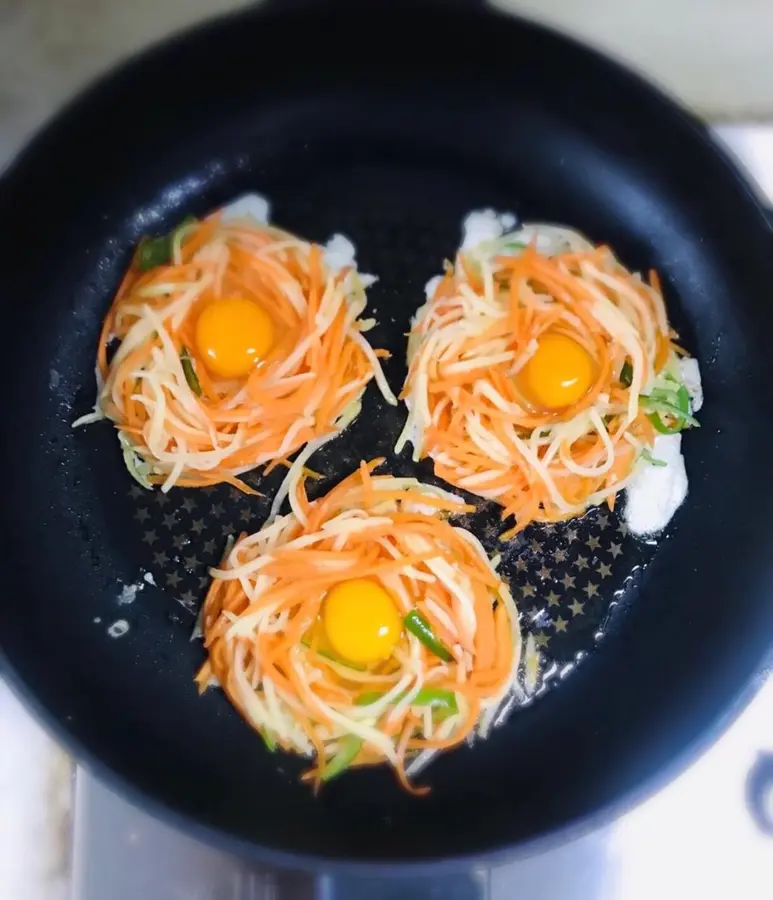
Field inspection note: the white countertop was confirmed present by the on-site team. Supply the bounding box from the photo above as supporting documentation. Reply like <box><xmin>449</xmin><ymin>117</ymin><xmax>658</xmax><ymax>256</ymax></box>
<box><xmin>0</xmin><ymin>681</ymin><xmax>71</xmax><ymax>900</ymax></box>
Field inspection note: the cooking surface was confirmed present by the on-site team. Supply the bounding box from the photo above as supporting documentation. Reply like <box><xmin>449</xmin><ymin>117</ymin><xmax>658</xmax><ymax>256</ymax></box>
<box><xmin>58</xmin><ymin>123</ymin><xmax>773</xmax><ymax>899</ymax></box>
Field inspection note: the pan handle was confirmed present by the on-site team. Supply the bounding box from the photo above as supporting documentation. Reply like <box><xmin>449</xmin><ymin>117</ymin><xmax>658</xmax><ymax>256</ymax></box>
<box><xmin>746</xmin><ymin>751</ymin><xmax>773</xmax><ymax>835</ymax></box>
<box><xmin>309</xmin><ymin>871</ymin><xmax>488</xmax><ymax>900</ymax></box>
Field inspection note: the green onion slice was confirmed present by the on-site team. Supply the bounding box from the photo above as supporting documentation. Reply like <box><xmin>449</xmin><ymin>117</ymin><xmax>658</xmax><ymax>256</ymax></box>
<box><xmin>404</xmin><ymin>610</ymin><xmax>453</xmax><ymax>662</ymax></box>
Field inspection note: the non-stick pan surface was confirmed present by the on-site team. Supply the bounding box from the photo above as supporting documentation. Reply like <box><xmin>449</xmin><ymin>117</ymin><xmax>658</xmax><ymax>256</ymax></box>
<box><xmin>2</xmin><ymin>0</ymin><xmax>773</xmax><ymax>872</ymax></box>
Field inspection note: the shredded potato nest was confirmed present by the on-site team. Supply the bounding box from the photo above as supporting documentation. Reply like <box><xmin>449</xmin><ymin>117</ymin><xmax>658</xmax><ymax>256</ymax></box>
<box><xmin>397</xmin><ymin>223</ymin><xmax>693</xmax><ymax>537</ymax></box>
<box><xmin>74</xmin><ymin>213</ymin><xmax>396</xmax><ymax>492</ymax></box>
<box><xmin>195</xmin><ymin>460</ymin><xmax>523</xmax><ymax>793</ymax></box>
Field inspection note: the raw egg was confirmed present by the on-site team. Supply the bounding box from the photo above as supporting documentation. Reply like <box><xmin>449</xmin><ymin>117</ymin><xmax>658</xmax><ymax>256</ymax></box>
<box><xmin>195</xmin><ymin>295</ymin><xmax>275</xmax><ymax>379</ymax></box>
<box><xmin>322</xmin><ymin>578</ymin><xmax>401</xmax><ymax>666</ymax></box>
<box><xmin>520</xmin><ymin>332</ymin><xmax>594</xmax><ymax>410</ymax></box>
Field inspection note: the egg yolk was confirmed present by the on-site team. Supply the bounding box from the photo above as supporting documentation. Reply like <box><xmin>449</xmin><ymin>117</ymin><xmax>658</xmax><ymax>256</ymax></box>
<box><xmin>322</xmin><ymin>578</ymin><xmax>401</xmax><ymax>666</ymax></box>
<box><xmin>195</xmin><ymin>295</ymin><xmax>275</xmax><ymax>379</ymax></box>
<box><xmin>520</xmin><ymin>332</ymin><xmax>595</xmax><ymax>410</ymax></box>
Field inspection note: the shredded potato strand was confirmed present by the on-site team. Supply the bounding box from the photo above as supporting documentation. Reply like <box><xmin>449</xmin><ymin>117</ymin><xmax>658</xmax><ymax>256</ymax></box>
<box><xmin>399</xmin><ymin>225</ymin><xmax>680</xmax><ymax>534</ymax></box>
<box><xmin>195</xmin><ymin>462</ymin><xmax>523</xmax><ymax>793</ymax></box>
<box><xmin>77</xmin><ymin>215</ymin><xmax>396</xmax><ymax>491</ymax></box>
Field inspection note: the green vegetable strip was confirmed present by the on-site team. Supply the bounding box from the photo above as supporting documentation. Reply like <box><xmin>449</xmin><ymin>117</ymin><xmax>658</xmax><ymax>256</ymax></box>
<box><xmin>136</xmin><ymin>235</ymin><xmax>170</xmax><ymax>271</ymax></box>
<box><xmin>416</xmin><ymin>687</ymin><xmax>458</xmax><ymax>716</ymax></box>
<box><xmin>644</xmin><ymin>406</ymin><xmax>698</xmax><ymax>434</ymax></box>
<box><xmin>135</xmin><ymin>216</ymin><xmax>196</xmax><ymax>271</ymax></box>
<box><xmin>355</xmin><ymin>692</ymin><xmax>383</xmax><ymax>707</ymax></box>
<box><xmin>259</xmin><ymin>729</ymin><xmax>277</xmax><ymax>752</ymax></box>
<box><xmin>355</xmin><ymin>687</ymin><xmax>458</xmax><ymax>714</ymax></box>
<box><xmin>622</xmin><ymin>358</ymin><xmax>700</xmax><ymax>435</ymax></box>
<box><xmin>648</xmin><ymin>411</ymin><xmax>685</xmax><ymax>435</ymax></box>
<box><xmin>642</xmin><ymin>382</ymin><xmax>699</xmax><ymax>434</ymax></box>
<box><xmin>321</xmin><ymin>734</ymin><xmax>363</xmax><ymax>782</ymax></box>
<box><xmin>180</xmin><ymin>347</ymin><xmax>202</xmax><ymax>397</ymax></box>
<box><xmin>404</xmin><ymin>610</ymin><xmax>453</xmax><ymax>662</ymax></box>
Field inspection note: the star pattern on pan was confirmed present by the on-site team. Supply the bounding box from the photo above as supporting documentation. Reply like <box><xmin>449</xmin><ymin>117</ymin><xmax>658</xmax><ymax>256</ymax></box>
<box><xmin>500</xmin><ymin>506</ymin><xmax>652</xmax><ymax>662</ymax></box>
<box><xmin>124</xmin><ymin>479</ymin><xmax>266</xmax><ymax>616</ymax></box>
<box><xmin>123</xmin><ymin>473</ymin><xmax>656</xmax><ymax>678</ymax></box>
<box><xmin>103</xmin><ymin>196</ymin><xmax>668</xmax><ymax>697</ymax></box>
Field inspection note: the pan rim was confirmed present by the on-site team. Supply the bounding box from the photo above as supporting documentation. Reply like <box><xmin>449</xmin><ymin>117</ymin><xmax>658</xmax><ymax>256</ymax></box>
<box><xmin>2</xmin><ymin>0</ymin><xmax>773</xmax><ymax>870</ymax></box>
<box><xmin>3</xmin><ymin>648</ymin><xmax>771</xmax><ymax>872</ymax></box>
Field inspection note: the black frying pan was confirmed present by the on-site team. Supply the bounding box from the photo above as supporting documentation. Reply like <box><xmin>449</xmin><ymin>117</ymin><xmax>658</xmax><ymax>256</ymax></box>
<box><xmin>2</xmin><ymin>0</ymin><xmax>773</xmax><ymax>890</ymax></box>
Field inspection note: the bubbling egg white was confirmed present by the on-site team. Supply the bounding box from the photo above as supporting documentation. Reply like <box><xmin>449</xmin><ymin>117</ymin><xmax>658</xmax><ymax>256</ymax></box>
<box><xmin>622</xmin><ymin>357</ymin><xmax>703</xmax><ymax>537</ymax></box>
